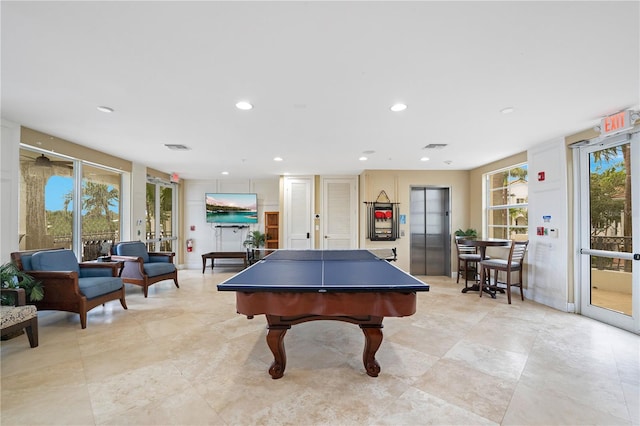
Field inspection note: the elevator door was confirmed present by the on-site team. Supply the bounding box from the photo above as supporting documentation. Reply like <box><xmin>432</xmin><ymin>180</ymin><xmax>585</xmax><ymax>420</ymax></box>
<box><xmin>410</xmin><ymin>187</ymin><xmax>450</xmax><ymax>275</ymax></box>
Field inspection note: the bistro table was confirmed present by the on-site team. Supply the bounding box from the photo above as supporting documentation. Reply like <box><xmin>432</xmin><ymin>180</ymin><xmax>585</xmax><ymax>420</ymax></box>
<box><xmin>459</xmin><ymin>238</ymin><xmax>510</xmax><ymax>295</ymax></box>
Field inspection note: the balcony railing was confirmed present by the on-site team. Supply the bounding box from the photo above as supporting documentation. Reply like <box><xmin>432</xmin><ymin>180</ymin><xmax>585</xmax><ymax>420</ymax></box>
<box><xmin>591</xmin><ymin>236</ymin><xmax>632</xmax><ymax>271</ymax></box>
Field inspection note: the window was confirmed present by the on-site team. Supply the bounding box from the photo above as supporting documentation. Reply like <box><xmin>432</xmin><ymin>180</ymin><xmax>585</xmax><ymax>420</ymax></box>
<box><xmin>486</xmin><ymin>164</ymin><xmax>528</xmax><ymax>240</ymax></box>
<box><xmin>19</xmin><ymin>147</ymin><xmax>122</xmax><ymax>260</ymax></box>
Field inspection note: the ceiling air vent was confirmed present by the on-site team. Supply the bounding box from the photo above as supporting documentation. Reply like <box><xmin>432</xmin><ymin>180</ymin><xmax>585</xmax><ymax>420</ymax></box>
<box><xmin>164</xmin><ymin>144</ymin><xmax>191</xmax><ymax>151</ymax></box>
<box><xmin>422</xmin><ymin>144</ymin><xmax>448</xmax><ymax>150</ymax></box>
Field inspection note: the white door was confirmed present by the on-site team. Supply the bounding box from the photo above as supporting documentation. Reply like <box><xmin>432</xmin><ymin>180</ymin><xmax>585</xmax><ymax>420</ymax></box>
<box><xmin>321</xmin><ymin>176</ymin><xmax>358</xmax><ymax>249</ymax></box>
<box><xmin>284</xmin><ymin>176</ymin><xmax>313</xmax><ymax>249</ymax></box>
<box><xmin>576</xmin><ymin>131</ymin><xmax>639</xmax><ymax>333</ymax></box>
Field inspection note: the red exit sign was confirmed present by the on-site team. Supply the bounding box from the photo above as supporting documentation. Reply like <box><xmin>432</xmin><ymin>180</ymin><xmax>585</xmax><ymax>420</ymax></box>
<box><xmin>600</xmin><ymin>110</ymin><xmax>633</xmax><ymax>136</ymax></box>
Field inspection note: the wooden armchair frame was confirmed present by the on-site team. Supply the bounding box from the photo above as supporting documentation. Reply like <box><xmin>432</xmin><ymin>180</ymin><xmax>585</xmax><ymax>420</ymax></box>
<box><xmin>11</xmin><ymin>249</ymin><xmax>127</xmax><ymax>329</ymax></box>
<box><xmin>111</xmin><ymin>243</ymin><xmax>179</xmax><ymax>298</ymax></box>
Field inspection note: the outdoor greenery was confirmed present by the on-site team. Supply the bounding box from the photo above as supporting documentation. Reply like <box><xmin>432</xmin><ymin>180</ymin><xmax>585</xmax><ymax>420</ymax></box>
<box><xmin>47</xmin><ymin>182</ymin><xmax>119</xmax><ymax>237</ymax></box>
<box><xmin>590</xmin><ymin>146</ymin><xmax>628</xmax><ymax>237</ymax></box>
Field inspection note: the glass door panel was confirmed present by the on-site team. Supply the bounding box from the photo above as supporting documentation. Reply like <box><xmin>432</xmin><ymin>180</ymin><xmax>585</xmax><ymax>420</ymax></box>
<box><xmin>146</xmin><ymin>180</ymin><xmax>176</xmax><ymax>252</ymax></box>
<box><xmin>146</xmin><ymin>182</ymin><xmax>157</xmax><ymax>250</ymax></box>
<box><xmin>159</xmin><ymin>185</ymin><xmax>173</xmax><ymax>251</ymax></box>
<box><xmin>578</xmin><ymin>132</ymin><xmax>639</xmax><ymax>332</ymax></box>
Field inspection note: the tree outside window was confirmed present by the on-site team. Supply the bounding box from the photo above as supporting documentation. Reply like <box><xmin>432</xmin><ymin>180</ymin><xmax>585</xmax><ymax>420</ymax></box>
<box><xmin>486</xmin><ymin>164</ymin><xmax>528</xmax><ymax>240</ymax></box>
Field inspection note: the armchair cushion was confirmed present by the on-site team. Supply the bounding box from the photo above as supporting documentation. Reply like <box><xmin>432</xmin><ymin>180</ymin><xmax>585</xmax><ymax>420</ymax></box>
<box><xmin>143</xmin><ymin>262</ymin><xmax>176</xmax><ymax>277</ymax></box>
<box><xmin>115</xmin><ymin>241</ymin><xmax>149</xmax><ymax>263</ymax></box>
<box><xmin>30</xmin><ymin>249</ymin><xmax>80</xmax><ymax>274</ymax></box>
<box><xmin>78</xmin><ymin>276</ymin><xmax>124</xmax><ymax>299</ymax></box>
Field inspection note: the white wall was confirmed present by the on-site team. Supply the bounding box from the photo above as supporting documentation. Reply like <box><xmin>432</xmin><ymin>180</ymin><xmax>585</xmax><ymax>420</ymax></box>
<box><xmin>183</xmin><ymin>178</ymin><xmax>279</xmax><ymax>269</ymax></box>
<box><xmin>527</xmin><ymin>137</ymin><xmax>570</xmax><ymax>311</ymax></box>
<box><xmin>0</xmin><ymin>119</ymin><xmax>21</xmax><ymax>262</ymax></box>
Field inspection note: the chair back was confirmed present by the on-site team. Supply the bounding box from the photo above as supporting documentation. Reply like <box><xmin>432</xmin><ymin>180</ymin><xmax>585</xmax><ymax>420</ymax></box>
<box><xmin>30</xmin><ymin>249</ymin><xmax>80</xmax><ymax>273</ymax></box>
<box><xmin>114</xmin><ymin>241</ymin><xmax>149</xmax><ymax>263</ymax></box>
<box><xmin>454</xmin><ymin>236</ymin><xmax>477</xmax><ymax>255</ymax></box>
<box><xmin>508</xmin><ymin>240</ymin><xmax>529</xmax><ymax>267</ymax></box>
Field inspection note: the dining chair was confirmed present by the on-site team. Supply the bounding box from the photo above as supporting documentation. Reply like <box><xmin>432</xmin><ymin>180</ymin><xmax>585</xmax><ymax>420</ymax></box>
<box><xmin>479</xmin><ymin>240</ymin><xmax>529</xmax><ymax>304</ymax></box>
<box><xmin>454</xmin><ymin>236</ymin><xmax>481</xmax><ymax>288</ymax></box>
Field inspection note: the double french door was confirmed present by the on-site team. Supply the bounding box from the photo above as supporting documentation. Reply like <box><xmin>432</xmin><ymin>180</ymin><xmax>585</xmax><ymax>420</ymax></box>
<box><xmin>576</xmin><ymin>131</ymin><xmax>639</xmax><ymax>333</ymax></box>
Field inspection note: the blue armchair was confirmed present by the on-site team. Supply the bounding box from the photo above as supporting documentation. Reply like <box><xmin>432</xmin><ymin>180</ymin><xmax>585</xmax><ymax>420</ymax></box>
<box><xmin>111</xmin><ymin>241</ymin><xmax>179</xmax><ymax>298</ymax></box>
<box><xmin>11</xmin><ymin>248</ymin><xmax>127</xmax><ymax>329</ymax></box>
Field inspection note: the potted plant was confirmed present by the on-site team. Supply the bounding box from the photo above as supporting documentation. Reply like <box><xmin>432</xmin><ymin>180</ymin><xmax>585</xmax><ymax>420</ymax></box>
<box><xmin>454</xmin><ymin>228</ymin><xmax>478</xmax><ymax>238</ymax></box>
<box><xmin>1</xmin><ymin>261</ymin><xmax>44</xmax><ymax>305</ymax></box>
<box><xmin>243</xmin><ymin>231</ymin><xmax>266</xmax><ymax>249</ymax></box>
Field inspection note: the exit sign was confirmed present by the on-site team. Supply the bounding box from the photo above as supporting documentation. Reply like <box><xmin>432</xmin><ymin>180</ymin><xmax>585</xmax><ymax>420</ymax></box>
<box><xmin>600</xmin><ymin>110</ymin><xmax>633</xmax><ymax>136</ymax></box>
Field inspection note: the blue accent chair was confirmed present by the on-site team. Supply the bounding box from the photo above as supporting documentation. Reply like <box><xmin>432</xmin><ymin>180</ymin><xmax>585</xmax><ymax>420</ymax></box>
<box><xmin>111</xmin><ymin>241</ymin><xmax>179</xmax><ymax>298</ymax></box>
<box><xmin>11</xmin><ymin>248</ymin><xmax>127</xmax><ymax>329</ymax></box>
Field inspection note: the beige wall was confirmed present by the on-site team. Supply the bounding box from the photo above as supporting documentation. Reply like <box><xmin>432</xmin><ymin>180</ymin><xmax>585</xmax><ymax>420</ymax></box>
<box><xmin>468</xmin><ymin>151</ymin><xmax>527</xmax><ymax>236</ymax></box>
<box><xmin>359</xmin><ymin>169</ymin><xmax>470</xmax><ymax>273</ymax></box>
<box><xmin>21</xmin><ymin>127</ymin><xmax>132</xmax><ymax>172</ymax></box>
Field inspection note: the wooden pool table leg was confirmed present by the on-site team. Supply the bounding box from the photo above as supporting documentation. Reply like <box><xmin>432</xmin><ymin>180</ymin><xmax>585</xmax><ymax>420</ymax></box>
<box><xmin>360</xmin><ymin>322</ymin><xmax>383</xmax><ymax>377</ymax></box>
<box><xmin>266</xmin><ymin>322</ymin><xmax>290</xmax><ymax>379</ymax></box>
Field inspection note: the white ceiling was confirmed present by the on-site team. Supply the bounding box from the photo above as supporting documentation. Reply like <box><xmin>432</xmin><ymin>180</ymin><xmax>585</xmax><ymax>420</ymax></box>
<box><xmin>2</xmin><ymin>1</ymin><xmax>638</xmax><ymax>180</ymax></box>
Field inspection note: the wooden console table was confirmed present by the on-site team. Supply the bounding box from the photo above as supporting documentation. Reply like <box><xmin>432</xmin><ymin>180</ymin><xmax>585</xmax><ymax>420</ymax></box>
<box><xmin>202</xmin><ymin>251</ymin><xmax>248</xmax><ymax>273</ymax></box>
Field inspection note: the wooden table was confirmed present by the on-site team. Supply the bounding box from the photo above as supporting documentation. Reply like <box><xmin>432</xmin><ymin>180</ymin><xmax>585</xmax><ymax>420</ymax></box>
<box><xmin>459</xmin><ymin>239</ymin><xmax>510</xmax><ymax>295</ymax></box>
<box><xmin>201</xmin><ymin>251</ymin><xmax>247</xmax><ymax>273</ymax></box>
<box><xmin>217</xmin><ymin>249</ymin><xmax>429</xmax><ymax>379</ymax></box>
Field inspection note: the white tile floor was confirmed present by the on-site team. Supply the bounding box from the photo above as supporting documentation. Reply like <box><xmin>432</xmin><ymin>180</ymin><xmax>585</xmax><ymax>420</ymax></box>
<box><xmin>1</xmin><ymin>268</ymin><xmax>639</xmax><ymax>425</ymax></box>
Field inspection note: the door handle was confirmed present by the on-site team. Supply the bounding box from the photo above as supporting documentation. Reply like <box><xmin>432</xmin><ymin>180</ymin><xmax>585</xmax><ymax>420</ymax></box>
<box><xmin>306</xmin><ymin>232</ymin><xmax>310</xmax><ymax>239</ymax></box>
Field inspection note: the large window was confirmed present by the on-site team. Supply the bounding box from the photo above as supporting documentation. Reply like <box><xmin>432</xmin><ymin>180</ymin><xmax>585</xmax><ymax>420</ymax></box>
<box><xmin>486</xmin><ymin>164</ymin><xmax>529</xmax><ymax>240</ymax></box>
<box><xmin>19</xmin><ymin>147</ymin><xmax>122</xmax><ymax>260</ymax></box>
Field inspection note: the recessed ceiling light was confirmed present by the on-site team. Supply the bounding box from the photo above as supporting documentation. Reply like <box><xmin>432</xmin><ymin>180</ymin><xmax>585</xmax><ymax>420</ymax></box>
<box><xmin>420</xmin><ymin>157</ymin><xmax>430</xmax><ymax>162</ymax></box>
<box><xmin>390</xmin><ymin>103</ymin><xmax>407</xmax><ymax>112</ymax></box>
<box><xmin>273</xmin><ymin>157</ymin><xmax>283</xmax><ymax>162</ymax></box>
<box><xmin>97</xmin><ymin>106</ymin><xmax>114</xmax><ymax>113</ymax></box>
<box><xmin>501</xmin><ymin>107</ymin><xmax>515</xmax><ymax>114</ymax></box>
<box><xmin>221</xmin><ymin>171</ymin><xmax>229</xmax><ymax>175</ymax></box>
<box><xmin>359</xmin><ymin>156</ymin><xmax>368</xmax><ymax>161</ymax></box>
<box><xmin>235</xmin><ymin>101</ymin><xmax>253</xmax><ymax>110</ymax></box>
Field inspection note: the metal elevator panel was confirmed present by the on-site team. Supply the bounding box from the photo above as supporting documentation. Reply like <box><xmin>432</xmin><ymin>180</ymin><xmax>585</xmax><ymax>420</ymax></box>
<box><xmin>410</xmin><ymin>187</ymin><xmax>450</xmax><ymax>276</ymax></box>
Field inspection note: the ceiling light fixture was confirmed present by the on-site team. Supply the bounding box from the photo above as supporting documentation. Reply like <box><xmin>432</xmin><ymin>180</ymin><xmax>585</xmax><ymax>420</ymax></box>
<box><xmin>420</xmin><ymin>157</ymin><xmax>430</xmax><ymax>162</ymax></box>
<box><xmin>390</xmin><ymin>103</ymin><xmax>407</xmax><ymax>112</ymax></box>
<box><xmin>273</xmin><ymin>157</ymin><xmax>283</xmax><ymax>162</ymax></box>
<box><xmin>501</xmin><ymin>107</ymin><xmax>515</xmax><ymax>114</ymax></box>
<box><xmin>221</xmin><ymin>171</ymin><xmax>229</xmax><ymax>175</ymax></box>
<box><xmin>97</xmin><ymin>106</ymin><xmax>114</xmax><ymax>113</ymax></box>
<box><xmin>235</xmin><ymin>101</ymin><xmax>253</xmax><ymax>110</ymax></box>
<box><xmin>359</xmin><ymin>156</ymin><xmax>368</xmax><ymax>161</ymax></box>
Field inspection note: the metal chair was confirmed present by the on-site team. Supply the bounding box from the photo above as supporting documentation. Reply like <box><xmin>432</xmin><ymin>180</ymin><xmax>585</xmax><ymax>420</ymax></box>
<box><xmin>479</xmin><ymin>240</ymin><xmax>529</xmax><ymax>304</ymax></box>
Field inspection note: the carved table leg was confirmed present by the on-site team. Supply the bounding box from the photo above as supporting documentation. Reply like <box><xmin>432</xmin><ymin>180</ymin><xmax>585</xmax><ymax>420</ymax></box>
<box><xmin>360</xmin><ymin>323</ymin><xmax>383</xmax><ymax>377</ymax></box>
<box><xmin>266</xmin><ymin>318</ymin><xmax>290</xmax><ymax>379</ymax></box>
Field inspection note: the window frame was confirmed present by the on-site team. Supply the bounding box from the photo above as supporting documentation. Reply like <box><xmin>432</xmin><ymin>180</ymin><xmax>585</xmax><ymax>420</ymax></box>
<box><xmin>484</xmin><ymin>162</ymin><xmax>529</xmax><ymax>240</ymax></box>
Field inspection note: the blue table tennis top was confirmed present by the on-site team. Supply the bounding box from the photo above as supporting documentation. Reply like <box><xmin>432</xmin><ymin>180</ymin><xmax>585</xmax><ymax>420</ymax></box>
<box><xmin>217</xmin><ymin>249</ymin><xmax>430</xmax><ymax>293</ymax></box>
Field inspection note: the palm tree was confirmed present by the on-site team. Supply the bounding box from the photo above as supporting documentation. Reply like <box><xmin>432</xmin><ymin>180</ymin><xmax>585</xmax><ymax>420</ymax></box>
<box><xmin>591</xmin><ymin>144</ymin><xmax>631</xmax><ymax>271</ymax></box>
<box><xmin>83</xmin><ymin>181</ymin><xmax>118</xmax><ymax>232</ymax></box>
